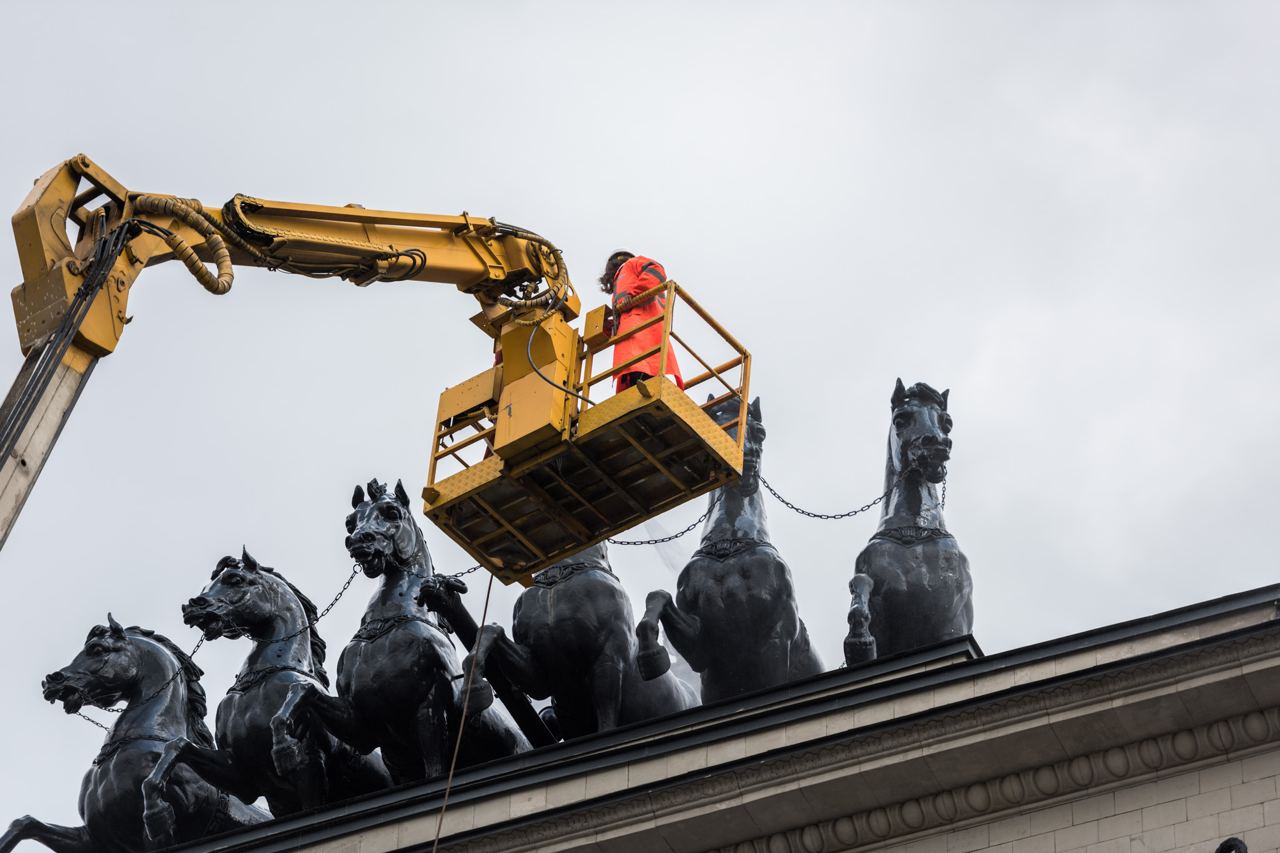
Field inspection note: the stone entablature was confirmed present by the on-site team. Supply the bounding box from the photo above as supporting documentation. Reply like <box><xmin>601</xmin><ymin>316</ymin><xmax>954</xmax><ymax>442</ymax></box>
<box><xmin>171</xmin><ymin>586</ymin><xmax>1280</xmax><ymax>853</ymax></box>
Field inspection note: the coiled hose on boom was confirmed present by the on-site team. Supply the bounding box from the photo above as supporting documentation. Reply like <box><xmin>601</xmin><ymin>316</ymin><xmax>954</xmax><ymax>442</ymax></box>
<box><xmin>132</xmin><ymin>195</ymin><xmax>235</xmax><ymax>295</ymax></box>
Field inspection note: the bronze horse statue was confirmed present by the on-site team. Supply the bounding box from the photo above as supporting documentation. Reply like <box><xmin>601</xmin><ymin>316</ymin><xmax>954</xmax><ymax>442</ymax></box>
<box><xmin>142</xmin><ymin>551</ymin><xmax>390</xmax><ymax>832</ymax></box>
<box><xmin>271</xmin><ymin>479</ymin><xmax>530</xmax><ymax>784</ymax></box>
<box><xmin>846</xmin><ymin>379</ymin><xmax>972</xmax><ymax>662</ymax></box>
<box><xmin>635</xmin><ymin>397</ymin><xmax>823</xmax><ymax>703</ymax></box>
<box><xmin>1</xmin><ymin>616</ymin><xmax>267</xmax><ymax>853</ymax></box>
<box><xmin>423</xmin><ymin>543</ymin><xmax>698</xmax><ymax>740</ymax></box>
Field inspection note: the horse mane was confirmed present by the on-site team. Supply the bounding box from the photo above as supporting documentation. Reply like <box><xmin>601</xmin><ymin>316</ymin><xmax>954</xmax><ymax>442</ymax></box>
<box><xmin>900</xmin><ymin>382</ymin><xmax>946</xmax><ymax>409</ymax></box>
<box><xmin>125</xmin><ymin>626</ymin><xmax>216</xmax><ymax>749</ymax></box>
<box><xmin>212</xmin><ymin>559</ymin><xmax>330</xmax><ymax>689</ymax></box>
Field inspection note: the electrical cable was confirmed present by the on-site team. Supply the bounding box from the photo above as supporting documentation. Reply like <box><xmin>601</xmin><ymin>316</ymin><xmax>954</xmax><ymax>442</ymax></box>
<box><xmin>0</xmin><ymin>223</ymin><xmax>134</xmax><ymax>465</ymax></box>
<box><xmin>523</xmin><ymin>283</ymin><xmax>594</xmax><ymax>407</ymax></box>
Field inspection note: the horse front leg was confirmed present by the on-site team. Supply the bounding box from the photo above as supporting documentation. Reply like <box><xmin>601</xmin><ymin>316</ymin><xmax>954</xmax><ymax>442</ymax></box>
<box><xmin>0</xmin><ymin>817</ymin><xmax>93</xmax><ymax>853</ymax></box>
<box><xmin>457</xmin><ymin>623</ymin><xmax>507</xmax><ymax>714</ymax></box>
<box><xmin>471</xmin><ymin>624</ymin><xmax>551</xmax><ymax>702</ymax></box>
<box><xmin>591</xmin><ymin>646</ymin><xmax>627</xmax><ymax>732</ymax></box>
<box><xmin>636</xmin><ymin>590</ymin><xmax>705</xmax><ymax>680</ymax></box>
<box><xmin>844</xmin><ymin>574</ymin><xmax>877</xmax><ymax>665</ymax></box>
<box><xmin>157</xmin><ymin>764</ymin><xmax>267</xmax><ymax>846</ymax></box>
<box><xmin>142</xmin><ymin>737</ymin><xmax>193</xmax><ymax>846</ymax></box>
<box><xmin>272</xmin><ymin>683</ymin><xmax>370</xmax><ymax>781</ymax></box>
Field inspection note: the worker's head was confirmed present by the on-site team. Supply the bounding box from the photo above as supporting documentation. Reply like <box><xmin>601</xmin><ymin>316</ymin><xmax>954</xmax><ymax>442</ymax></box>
<box><xmin>598</xmin><ymin>250</ymin><xmax>634</xmax><ymax>293</ymax></box>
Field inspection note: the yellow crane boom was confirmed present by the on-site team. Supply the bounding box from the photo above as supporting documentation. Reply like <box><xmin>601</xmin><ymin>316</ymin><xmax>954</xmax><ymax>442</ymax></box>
<box><xmin>1</xmin><ymin>156</ymin><xmax>748</xmax><ymax>584</ymax></box>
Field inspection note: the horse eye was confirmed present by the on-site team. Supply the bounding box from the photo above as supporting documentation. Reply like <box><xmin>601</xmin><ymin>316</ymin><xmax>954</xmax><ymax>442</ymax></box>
<box><xmin>345</xmin><ymin>516</ymin><xmax>356</xmax><ymax>533</ymax></box>
<box><xmin>224</xmin><ymin>574</ymin><xmax>241</xmax><ymax>585</ymax></box>
<box><xmin>379</xmin><ymin>505</ymin><xmax>399</xmax><ymax>520</ymax></box>
<box><xmin>86</xmin><ymin>643</ymin><xmax>107</xmax><ymax>656</ymax></box>
<box><xmin>893</xmin><ymin>413</ymin><xmax>911</xmax><ymax>429</ymax></box>
<box><xmin>940</xmin><ymin>417</ymin><xmax>953</xmax><ymax>434</ymax></box>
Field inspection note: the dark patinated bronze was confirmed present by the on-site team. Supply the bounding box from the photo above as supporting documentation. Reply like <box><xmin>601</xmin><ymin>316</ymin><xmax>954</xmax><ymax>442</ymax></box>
<box><xmin>435</xmin><ymin>543</ymin><xmax>698</xmax><ymax>739</ymax></box>
<box><xmin>635</xmin><ymin>398</ymin><xmax>824</xmax><ymax>703</ymax></box>
<box><xmin>141</xmin><ymin>551</ymin><xmax>391</xmax><ymax>826</ymax></box>
<box><xmin>0</xmin><ymin>616</ymin><xmax>267</xmax><ymax>853</ymax></box>
<box><xmin>846</xmin><ymin>379</ymin><xmax>973</xmax><ymax>663</ymax></box>
<box><xmin>270</xmin><ymin>480</ymin><xmax>530</xmax><ymax>785</ymax></box>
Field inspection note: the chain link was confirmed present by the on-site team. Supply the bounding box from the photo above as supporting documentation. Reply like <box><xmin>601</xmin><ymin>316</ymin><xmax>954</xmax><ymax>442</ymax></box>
<box><xmin>274</xmin><ymin>565</ymin><xmax>362</xmax><ymax>644</ymax></box>
<box><xmin>441</xmin><ymin>564</ymin><xmax>483</xmax><ymax>579</ymax></box>
<box><xmin>608</xmin><ymin>510</ymin><xmax>710</xmax><ymax>546</ymax></box>
<box><xmin>760</xmin><ymin>476</ymin><xmax>890</xmax><ymax>520</ymax></box>
<box><xmin>941</xmin><ymin>479</ymin><xmax>947</xmax><ymax>510</ymax></box>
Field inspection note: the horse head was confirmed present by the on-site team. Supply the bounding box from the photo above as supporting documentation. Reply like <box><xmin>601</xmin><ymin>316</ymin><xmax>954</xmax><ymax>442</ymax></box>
<box><xmin>707</xmin><ymin>396</ymin><xmax>765</xmax><ymax>495</ymax></box>
<box><xmin>346</xmin><ymin>478</ymin><xmax>428</xmax><ymax>578</ymax></box>
<box><xmin>183</xmin><ymin>549</ymin><xmax>277</xmax><ymax>641</ymax></box>
<box><xmin>42</xmin><ymin>614</ymin><xmax>140</xmax><ymax>714</ymax></box>
<box><xmin>41</xmin><ymin>617</ymin><xmax>213</xmax><ymax>745</ymax></box>
<box><xmin>182</xmin><ymin>549</ymin><xmax>330</xmax><ymax>687</ymax></box>
<box><xmin>888</xmin><ymin>378</ymin><xmax>952</xmax><ymax>484</ymax></box>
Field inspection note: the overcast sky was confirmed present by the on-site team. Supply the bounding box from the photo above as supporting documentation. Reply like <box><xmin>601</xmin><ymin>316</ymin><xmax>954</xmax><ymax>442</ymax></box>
<box><xmin>2</xmin><ymin>0</ymin><xmax>1278</xmax><ymax>836</ymax></box>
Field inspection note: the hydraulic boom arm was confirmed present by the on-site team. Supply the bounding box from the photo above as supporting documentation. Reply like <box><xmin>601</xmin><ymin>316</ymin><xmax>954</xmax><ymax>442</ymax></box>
<box><xmin>0</xmin><ymin>155</ymin><xmax>579</xmax><ymax>549</ymax></box>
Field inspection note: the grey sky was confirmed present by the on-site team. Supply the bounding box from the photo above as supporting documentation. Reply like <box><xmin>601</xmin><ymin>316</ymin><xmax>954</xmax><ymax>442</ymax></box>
<box><xmin>2</xmin><ymin>0</ymin><xmax>1278</xmax><ymax>836</ymax></box>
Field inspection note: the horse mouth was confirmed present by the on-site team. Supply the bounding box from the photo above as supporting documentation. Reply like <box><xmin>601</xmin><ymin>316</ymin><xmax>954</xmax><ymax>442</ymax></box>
<box><xmin>349</xmin><ymin>545</ymin><xmax>391</xmax><ymax>577</ymax></box>
<box><xmin>42</xmin><ymin>678</ymin><xmax>103</xmax><ymax>714</ymax></box>
<box><xmin>182</xmin><ymin>603</ymin><xmax>233</xmax><ymax>640</ymax></box>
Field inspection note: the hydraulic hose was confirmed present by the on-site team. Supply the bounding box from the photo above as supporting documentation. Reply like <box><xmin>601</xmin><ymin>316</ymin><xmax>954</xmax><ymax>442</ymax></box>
<box><xmin>133</xmin><ymin>195</ymin><xmax>234</xmax><ymax>295</ymax></box>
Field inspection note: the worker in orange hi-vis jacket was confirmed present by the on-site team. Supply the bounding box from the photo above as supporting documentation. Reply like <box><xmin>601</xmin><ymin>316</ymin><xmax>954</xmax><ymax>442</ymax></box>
<box><xmin>598</xmin><ymin>250</ymin><xmax>684</xmax><ymax>394</ymax></box>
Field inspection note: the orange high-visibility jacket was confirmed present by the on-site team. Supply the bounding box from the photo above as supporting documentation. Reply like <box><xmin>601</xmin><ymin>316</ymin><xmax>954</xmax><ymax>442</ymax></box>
<box><xmin>611</xmin><ymin>256</ymin><xmax>683</xmax><ymax>392</ymax></box>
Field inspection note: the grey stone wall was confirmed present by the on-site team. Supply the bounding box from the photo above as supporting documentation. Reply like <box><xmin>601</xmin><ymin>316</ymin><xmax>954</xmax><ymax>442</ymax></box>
<box><xmin>872</xmin><ymin>749</ymin><xmax>1280</xmax><ymax>853</ymax></box>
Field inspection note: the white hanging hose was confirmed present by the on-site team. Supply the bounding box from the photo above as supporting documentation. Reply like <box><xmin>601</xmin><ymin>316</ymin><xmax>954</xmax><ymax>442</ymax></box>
<box><xmin>133</xmin><ymin>195</ymin><xmax>234</xmax><ymax>295</ymax></box>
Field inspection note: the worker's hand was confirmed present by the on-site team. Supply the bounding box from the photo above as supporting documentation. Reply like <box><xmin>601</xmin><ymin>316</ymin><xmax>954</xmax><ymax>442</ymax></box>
<box><xmin>614</xmin><ymin>294</ymin><xmax>634</xmax><ymax>312</ymax></box>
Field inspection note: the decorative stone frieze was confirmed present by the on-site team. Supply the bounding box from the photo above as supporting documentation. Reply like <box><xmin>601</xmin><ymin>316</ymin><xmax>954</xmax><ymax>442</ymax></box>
<box><xmin>712</xmin><ymin>706</ymin><xmax>1280</xmax><ymax>853</ymax></box>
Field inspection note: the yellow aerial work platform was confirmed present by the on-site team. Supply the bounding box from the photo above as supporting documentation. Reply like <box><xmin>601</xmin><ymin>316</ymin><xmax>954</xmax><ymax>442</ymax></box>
<box><xmin>423</xmin><ymin>281</ymin><xmax>750</xmax><ymax>585</ymax></box>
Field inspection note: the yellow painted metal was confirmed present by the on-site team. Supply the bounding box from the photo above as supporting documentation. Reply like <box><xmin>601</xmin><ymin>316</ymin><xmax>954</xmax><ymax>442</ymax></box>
<box><xmin>425</xmin><ymin>376</ymin><xmax>743</xmax><ymax>586</ymax></box>
<box><xmin>7</xmin><ymin>156</ymin><xmax>751</xmax><ymax>581</ymax></box>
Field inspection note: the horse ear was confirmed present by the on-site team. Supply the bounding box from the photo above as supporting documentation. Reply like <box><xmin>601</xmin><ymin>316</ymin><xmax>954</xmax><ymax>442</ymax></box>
<box><xmin>352</xmin><ymin>485</ymin><xmax>365</xmax><ymax>509</ymax></box>
<box><xmin>892</xmin><ymin>378</ymin><xmax>908</xmax><ymax>408</ymax></box>
<box><xmin>241</xmin><ymin>548</ymin><xmax>260</xmax><ymax>572</ymax></box>
<box><xmin>394</xmin><ymin>479</ymin><xmax>411</xmax><ymax>508</ymax></box>
<box><xmin>213</xmin><ymin>555</ymin><xmax>237</xmax><ymax>578</ymax></box>
<box><xmin>106</xmin><ymin>613</ymin><xmax>126</xmax><ymax>639</ymax></box>
<box><xmin>749</xmin><ymin>397</ymin><xmax>762</xmax><ymax>421</ymax></box>
<box><xmin>941</xmin><ymin>388</ymin><xmax>950</xmax><ymax>411</ymax></box>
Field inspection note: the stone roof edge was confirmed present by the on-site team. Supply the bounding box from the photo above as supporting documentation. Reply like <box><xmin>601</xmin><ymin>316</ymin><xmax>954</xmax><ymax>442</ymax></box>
<box><xmin>166</xmin><ymin>584</ymin><xmax>1280</xmax><ymax>853</ymax></box>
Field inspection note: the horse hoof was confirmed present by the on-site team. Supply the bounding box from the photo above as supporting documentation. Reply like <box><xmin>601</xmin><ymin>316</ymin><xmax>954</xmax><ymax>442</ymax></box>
<box><xmin>636</xmin><ymin>645</ymin><xmax>671</xmax><ymax>680</ymax></box>
<box><xmin>143</xmin><ymin>803</ymin><xmax>176</xmax><ymax>844</ymax></box>
<box><xmin>272</xmin><ymin>739</ymin><xmax>306</xmax><ymax>776</ymax></box>
<box><xmin>465</xmin><ymin>678</ymin><xmax>495</xmax><ymax>713</ymax></box>
<box><xmin>844</xmin><ymin>635</ymin><xmax>877</xmax><ymax>666</ymax></box>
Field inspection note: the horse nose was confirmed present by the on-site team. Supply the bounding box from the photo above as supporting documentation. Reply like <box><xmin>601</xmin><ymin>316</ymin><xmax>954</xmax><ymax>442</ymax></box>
<box><xmin>921</xmin><ymin>434</ymin><xmax>952</xmax><ymax>452</ymax></box>
<box><xmin>187</xmin><ymin>596</ymin><xmax>210</xmax><ymax>609</ymax></box>
<box><xmin>43</xmin><ymin>670</ymin><xmax>65</xmax><ymax>684</ymax></box>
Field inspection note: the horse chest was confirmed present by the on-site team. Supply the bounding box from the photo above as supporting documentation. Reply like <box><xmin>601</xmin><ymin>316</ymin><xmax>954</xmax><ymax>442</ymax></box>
<box><xmin>82</xmin><ymin>753</ymin><xmax>151</xmax><ymax>850</ymax></box>
<box><xmin>516</xmin><ymin>577</ymin><xmax>630</xmax><ymax>663</ymax></box>
<box><xmin>339</xmin><ymin>625</ymin><xmax>459</xmax><ymax>705</ymax></box>
<box><xmin>862</xmin><ymin>539</ymin><xmax>970</xmax><ymax>596</ymax></box>
<box><xmin>683</xmin><ymin>551</ymin><xmax>790</xmax><ymax>623</ymax></box>
<box><xmin>217</xmin><ymin>682</ymin><xmax>296</xmax><ymax>765</ymax></box>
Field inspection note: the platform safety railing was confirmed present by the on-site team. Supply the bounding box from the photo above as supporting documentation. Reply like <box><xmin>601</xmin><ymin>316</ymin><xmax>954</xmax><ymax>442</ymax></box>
<box><xmin>577</xmin><ymin>280</ymin><xmax>751</xmax><ymax>455</ymax></box>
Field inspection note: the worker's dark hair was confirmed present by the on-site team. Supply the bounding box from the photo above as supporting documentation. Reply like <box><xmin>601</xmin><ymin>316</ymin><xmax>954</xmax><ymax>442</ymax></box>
<box><xmin>598</xmin><ymin>250</ymin><xmax>634</xmax><ymax>293</ymax></box>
